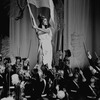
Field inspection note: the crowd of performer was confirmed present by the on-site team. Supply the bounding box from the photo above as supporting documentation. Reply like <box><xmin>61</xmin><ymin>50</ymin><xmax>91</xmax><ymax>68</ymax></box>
<box><xmin>0</xmin><ymin>49</ymin><xmax>100</xmax><ymax>100</ymax></box>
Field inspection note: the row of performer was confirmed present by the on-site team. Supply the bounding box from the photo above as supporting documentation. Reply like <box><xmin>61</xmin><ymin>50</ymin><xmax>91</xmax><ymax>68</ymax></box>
<box><xmin>0</xmin><ymin>49</ymin><xmax>100</xmax><ymax>100</ymax></box>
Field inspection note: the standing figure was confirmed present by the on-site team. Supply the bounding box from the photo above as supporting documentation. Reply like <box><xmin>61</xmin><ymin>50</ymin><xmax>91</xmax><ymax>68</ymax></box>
<box><xmin>33</xmin><ymin>15</ymin><xmax>53</xmax><ymax>69</ymax></box>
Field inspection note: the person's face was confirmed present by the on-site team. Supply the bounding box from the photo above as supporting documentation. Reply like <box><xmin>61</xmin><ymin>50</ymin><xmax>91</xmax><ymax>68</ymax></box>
<box><xmin>74</xmin><ymin>73</ymin><xmax>79</xmax><ymax>78</ymax></box>
<box><xmin>89</xmin><ymin>66</ymin><xmax>97</xmax><ymax>74</ymax></box>
<box><xmin>90</xmin><ymin>77</ymin><xmax>95</xmax><ymax>83</ymax></box>
<box><xmin>43</xmin><ymin>18</ymin><xmax>48</xmax><ymax>25</ymax></box>
<box><xmin>24</xmin><ymin>61</ymin><xmax>28</xmax><ymax>66</ymax></box>
<box><xmin>59</xmin><ymin>51</ymin><xmax>63</xmax><ymax>59</ymax></box>
<box><xmin>65</xmin><ymin>57</ymin><xmax>70</xmax><ymax>66</ymax></box>
<box><xmin>16</xmin><ymin>59</ymin><xmax>20</xmax><ymax>64</ymax></box>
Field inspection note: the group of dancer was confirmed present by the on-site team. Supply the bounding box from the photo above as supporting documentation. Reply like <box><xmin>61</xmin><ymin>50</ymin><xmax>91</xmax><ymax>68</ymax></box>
<box><xmin>0</xmin><ymin>55</ymin><xmax>31</xmax><ymax>100</ymax></box>
<box><xmin>0</xmin><ymin>48</ymin><xmax>100</xmax><ymax>100</ymax></box>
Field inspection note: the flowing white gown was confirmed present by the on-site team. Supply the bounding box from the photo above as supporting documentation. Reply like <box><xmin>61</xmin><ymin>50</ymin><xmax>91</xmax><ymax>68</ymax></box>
<box><xmin>38</xmin><ymin>28</ymin><xmax>52</xmax><ymax>69</ymax></box>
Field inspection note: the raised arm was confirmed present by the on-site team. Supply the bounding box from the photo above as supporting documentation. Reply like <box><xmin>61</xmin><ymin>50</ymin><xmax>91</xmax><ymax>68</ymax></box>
<box><xmin>33</xmin><ymin>25</ymin><xmax>50</xmax><ymax>34</ymax></box>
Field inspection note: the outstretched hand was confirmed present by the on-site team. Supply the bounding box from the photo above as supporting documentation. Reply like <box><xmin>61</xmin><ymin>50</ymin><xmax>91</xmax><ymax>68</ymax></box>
<box><xmin>87</xmin><ymin>51</ymin><xmax>92</xmax><ymax>59</ymax></box>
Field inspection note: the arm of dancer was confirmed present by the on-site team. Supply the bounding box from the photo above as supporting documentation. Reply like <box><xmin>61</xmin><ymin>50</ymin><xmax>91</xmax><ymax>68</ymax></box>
<box><xmin>33</xmin><ymin>25</ymin><xmax>50</xmax><ymax>34</ymax></box>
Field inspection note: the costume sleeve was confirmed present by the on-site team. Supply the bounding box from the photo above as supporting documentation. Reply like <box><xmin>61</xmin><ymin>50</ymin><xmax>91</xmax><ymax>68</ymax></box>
<box><xmin>88</xmin><ymin>58</ymin><xmax>100</xmax><ymax>73</ymax></box>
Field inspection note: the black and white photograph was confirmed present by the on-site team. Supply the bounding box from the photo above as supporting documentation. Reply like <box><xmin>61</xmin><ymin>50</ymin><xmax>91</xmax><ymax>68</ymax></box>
<box><xmin>0</xmin><ymin>0</ymin><xmax>100</xmax><ymax>100</ymax></box>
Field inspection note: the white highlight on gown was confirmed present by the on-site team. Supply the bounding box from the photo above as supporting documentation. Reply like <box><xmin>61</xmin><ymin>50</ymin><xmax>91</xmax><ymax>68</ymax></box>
<box><xmin>38</xmin><ymin>28</ymin><xmax>52</xmax><ymax>69</ymax></box>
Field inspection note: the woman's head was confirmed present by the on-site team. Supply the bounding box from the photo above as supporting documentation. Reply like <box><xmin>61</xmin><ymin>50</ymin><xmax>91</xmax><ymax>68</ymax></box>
<box><xmin>38</xmin><ymin>14</ymin><xmax>50</xmax><ymax>28</ymax></box>
<box><xmin>43</xmin><ymin>18</ymin><xmax>48</xmax><ymax>25</ymax></box>
<box><xmin>15</xmin><ymin>56</ymin><xmax>21</xmax><ymax>64</ymax></box>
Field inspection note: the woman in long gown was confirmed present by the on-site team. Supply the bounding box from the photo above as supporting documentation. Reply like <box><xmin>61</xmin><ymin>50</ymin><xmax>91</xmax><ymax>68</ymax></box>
<box><xmin>33</xmin><ymin>15</ymin><xmax>53</xmax><ymax>70</ymax></box>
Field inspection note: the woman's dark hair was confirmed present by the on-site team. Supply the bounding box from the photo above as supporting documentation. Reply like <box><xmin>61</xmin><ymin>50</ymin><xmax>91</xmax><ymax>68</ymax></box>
<box><xmin>38</xmin><ymin>14</ymin><xmax>50</xmax><ymax>28</ymax></box>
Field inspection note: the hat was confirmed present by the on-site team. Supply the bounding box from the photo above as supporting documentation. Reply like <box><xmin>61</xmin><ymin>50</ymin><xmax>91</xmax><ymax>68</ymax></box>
<box><xmin>64</xmin><ymin>49</ymin><xmax>71</xmax><ymax>57</ymax></box>
<box><xmin>22</xmin><ymin>58</ymin><xmax>27</xmax><ymax>62</ymax></box>
<box><xmin>15</xmin><ymin>56</ymin><xmax>21</xmax><ymax>61</ymax></box>
<box><xmin>3</xmin><ymin>57</ymin><xmax>11</xmax><ymax>64</ymax></box>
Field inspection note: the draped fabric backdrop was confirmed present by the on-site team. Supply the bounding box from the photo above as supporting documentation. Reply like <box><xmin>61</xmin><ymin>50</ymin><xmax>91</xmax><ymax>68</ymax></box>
<box><xmin>9</xmin><ymin>1</ymin><xmax>58</xmax><ymax>69</ymax></box>
<box><xmin>10</xmin><ymin>0</ymin><xmax>93</xmax><ymax>69</ymax></box>
<box><xmin>10</xmin><ymin>6</ymin><xmax>39</xmax><ymax>69</ymax></box>
<box><xmin>64</xmin><ymin>0</ymin><xmax>93</xmax><ymax>68</ymax></box>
